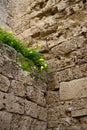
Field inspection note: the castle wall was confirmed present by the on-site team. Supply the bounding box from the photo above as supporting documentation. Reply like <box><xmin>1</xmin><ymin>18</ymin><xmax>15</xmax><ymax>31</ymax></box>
<box><xmin>0</xmin><ymin>42</ymin><xmax>47</xmax><ymax>130</ymax></box>
<box><xmin>0</xmin><ymin>0</ymin><xmax>87</xmax><ymax>130</ymax></box>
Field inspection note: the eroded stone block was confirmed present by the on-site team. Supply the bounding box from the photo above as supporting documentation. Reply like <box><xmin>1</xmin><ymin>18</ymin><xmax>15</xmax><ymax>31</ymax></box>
<box><xmin>11</xmin><ymin>80</ymin><xmax>25</xmax><ymax>97</ymax></box>
<box><xmin>31</xmin><ymin>120</ymin><xmax>47</xmax><ymax>130</ymax></box>
<box><xmin>72</xmin><ymin>109</ymin><xmax>87</xmax><ymax>117</ymax></box>
<box><xmin>11</xmin><ymin>115</ymin><xmax>33</xmax><ymax>130</ymax></box>
<box><xmin>25</xmin><ymin>100</ymin><xmax>37</xmax><ymax>118</ymax></box>
<box><xmin>0</xmin><ymin>74</ymin><xmax>10</xmax><ymax>92</ymax></box>
<box><xmin>0</xmin><ymin>91</ymin><xmax>24</xmax><ymax>114</ymax></box>
<box><xmin>0</xmin><ymin>111</ymin><xmax>12</xmax><ymax>130</ymax></box>
<box><xmin>25</xmin><ymin>85</ymin><xmax>37</xmax><ymax>102</ymax></box>
<box><xmin>36</xmin><ymin>88</ymin><xmax>46</xmax><ymax>107</ymax></box>
<box><xmin>60</xmin><ymin>77</ymin><xmax>87</xmax><ymax>100</ymax></box>
<box><xmin>37</xmin><ymin>106</ymin><xmax>47</xmax><ymax>121</ymax></box>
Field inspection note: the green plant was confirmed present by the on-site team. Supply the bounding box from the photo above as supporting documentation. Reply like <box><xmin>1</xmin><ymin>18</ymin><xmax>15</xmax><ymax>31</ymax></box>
<box><xmin>0</xmin><ymin>27</ymin><xmax>48</xmax><ymax>72</ymax></box>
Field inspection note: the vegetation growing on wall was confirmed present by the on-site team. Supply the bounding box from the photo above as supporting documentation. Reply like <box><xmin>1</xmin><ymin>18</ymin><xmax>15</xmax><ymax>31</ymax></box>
<box><xmin>0</xmin><ymin>27</ymin><xmax>47</xmax><ymax>75</ymax></box>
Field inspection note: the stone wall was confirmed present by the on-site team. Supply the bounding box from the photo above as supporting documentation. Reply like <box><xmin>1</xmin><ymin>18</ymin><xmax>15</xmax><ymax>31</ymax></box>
<box><xmin>45</xmin><ymin>0</ymin><xmax>87</xmax><ymax>130</ymax></box>
<box><xmin>0</xmin><ymin>42</ymin><xmax>47</xmax><ymax>130</ymax></box>
<box><xmin>0</xmin><ymin>0</ymin><xmax>12</xmax><ymax>30</ymax></box>
<box><xmin>0</xmin><ymin>0</ymin><xmax>87</xmax><ymax>130</ymax></box>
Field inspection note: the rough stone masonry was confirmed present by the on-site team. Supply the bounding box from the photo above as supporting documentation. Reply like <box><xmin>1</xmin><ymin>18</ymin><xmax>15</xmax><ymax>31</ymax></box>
<box><xmin>0</xmin><ymin>0</ymin><xmax>87</xmax><ymax>130</ymax></box>
<box><xmin>0</xmin><ymin>42</ymin><xmax>47</xmax><ymax>130</ymax></box>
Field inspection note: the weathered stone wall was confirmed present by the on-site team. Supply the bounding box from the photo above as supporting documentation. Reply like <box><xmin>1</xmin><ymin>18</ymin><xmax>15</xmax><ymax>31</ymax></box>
<box><xmin>0</xmin><ymin>0</ymin><xmax>12</xmax><ymax>30</ymax></box>
<box><xmin>0</xmin><ymin>0</ymin><xmax>87</xmax><ymax>130</ymax></box>
<box><xmin>0</xmin><ymin>42</ymin><xmax>47</xmax><ymax>130</ymax></box>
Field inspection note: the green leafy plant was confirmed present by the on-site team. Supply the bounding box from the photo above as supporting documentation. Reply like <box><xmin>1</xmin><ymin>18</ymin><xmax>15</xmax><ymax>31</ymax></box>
<box><xmin>0</xmin><ymin>27</ymin><xmax>48</xmax><ymax>72</ymax></box>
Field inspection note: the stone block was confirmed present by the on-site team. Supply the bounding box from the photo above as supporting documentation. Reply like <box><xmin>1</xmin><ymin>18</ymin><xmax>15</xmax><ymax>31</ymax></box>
<box><xmin>60</xmin><ymin>77</ymin><xmax>87</xmax><ymax>100</ymax></box>
<box><xmin>71</xmin><ymin>46</ymin><xmax>87</xmax><ymax>65</ymax></box>
<box><xmin>47</xmin><ymin>72</ymin><xmax>59</xmax><ymax>90</ymax></box>
<box><xmin>47</xmin><ymin>91</ymin><xmax>59</xmax><ymax>107</ymax></box>
<box><xmin>57</xmin><ymin>68</ymin><xmax>72</xmax><ymax>83</ymax></box>
<box><xmin>47</xmin><ymin>40</ymin><xmax>60</xmax><ymax>49</ymax></box>
<box><xmin>1</xmin><ymin>43</ymin><xmax>17</xmax><ymax>61</ymax></box>
<box><xmin>0</xmin><ymin>74</ymin><xmax>10</xmax><ymax>92</ymax></box>
<box><xmin>51</xmin><ymin>38</ymin><xmax>77</xmax><ymax>57</ymax></box>
<box><xmin>11</xmin><ymin>80</ymin><xmax>25</xmax><ymax>97</ymax></box>
<box><xmin>11</xmin><ymin>115</ymin><xmax>33</xmax><ymax>130</ymax></box>
<box><xmin>25</xmin><ymin>85</ymin><xmax>37</xmax><ymax>102</ymax></box>
<box><xmin>6</xmin><ymin>94</ymin><xmax>24</xmax><ymax>114</ymax></box>
<box><xmin>31</xmin><ymin>120</ymin><xmax>47</xmax><ymax>130</ymax></box>
<box><xmin>48</xmin><ymin>107</ymin><xmax>59</xmax><ymax>121</ymax></box>
<box><xmin>1</xmin><ymin>60</ymin><xmax>18</xmax><ymax>79</ymax></box>
<box><xmin>1</xmin><ymin>1</ymin><xmax>87</xmax><ymax>130</ymax></box>
<box><xmin>25</xmin><ymin>100</ymin><xmax>37</xmax><ymax>118</ymax></box>
<box><xmin>0</xmin><ymin>111</ymin><xmax>12</xmax><ymax>130</ymax></box>
<box><xmin>57</xmin><ymin>64</ymin><xmax>87</xmax><ymax>83</ymax></box>
<box><xmin>37</xmin><ymin>106</ymin><xmax>47</xmax><ymax>121</ymax></box>
<box><xmin>0</xmin><ymin>91</ymin><xmax>24</xmax><ymax>114</ymax></box>
<box><xmin>36</xmin><ymin>88</ymin><xmax>46</xmax><ymax>107</ymax></box>
<box><xmin>15</xmin><ymin>69</ymin><xmax>33</xmax><ymax>85</ymax></box>
<box><xmin>69</xmin><ymin>97</ymin><xmax>87</xmax><ymax>110</ymax></box>
<box><xmin>72</xmin><ymin>109</ymin><xmax>87</xmax><ymax>117</ymax></box>
<box><xmin>48</xmin><ymin>120</ymin><xmax>59</xmax><ymax>128</ymax></box>
<box><xmin>48</xmin><ymin>57</ymin><xmax>74</xmax><ymax>73</ymax></box>
<box><xmin>0</xmin><ymin>91</ymin><xmax>6</xmax><ymax>110</ymax></box>
<box><xmin>47</xmin><ymin>58</ymin><xmax>59</xmax><ymax>73</ymax></box>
